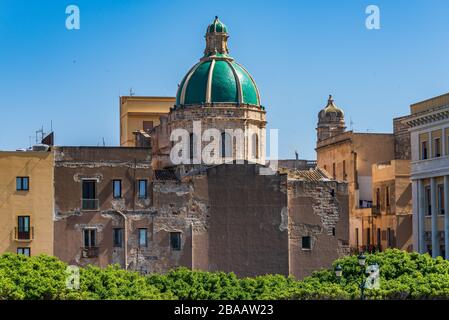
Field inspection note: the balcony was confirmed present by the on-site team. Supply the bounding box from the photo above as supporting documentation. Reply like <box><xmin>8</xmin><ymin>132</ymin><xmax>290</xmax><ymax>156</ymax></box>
<box><xmin>81</xmin><ymin>199</ymin><xmax>99</xmax><ymax>210</ymax></box>
<box><xmin>81</xmin><ymin>247</ymin><xmax>99</xmax><ymax>258</ymax></box>
<box><xmin>14</xmin><ymin>227</ymin><xmax>34</xmax><ymax>242</ymax></box>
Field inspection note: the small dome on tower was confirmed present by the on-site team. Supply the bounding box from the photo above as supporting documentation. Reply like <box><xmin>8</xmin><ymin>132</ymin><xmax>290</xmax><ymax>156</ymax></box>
<box><xmin>316</xmin><ymin>95</ymin><xmax>346</xmax><ymax>142</ymax></box>
<box><xmin>207</xmin><ymin>16</ymin><xmax>228</xmax><ymax>34</ymax></box>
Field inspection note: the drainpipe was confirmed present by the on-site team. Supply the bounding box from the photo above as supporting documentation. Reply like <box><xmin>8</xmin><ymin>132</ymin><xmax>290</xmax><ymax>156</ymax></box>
<box><xmin>116</xmin><ymin>210</ymin><xmax>128</xmax><ymax>270</ymax></box>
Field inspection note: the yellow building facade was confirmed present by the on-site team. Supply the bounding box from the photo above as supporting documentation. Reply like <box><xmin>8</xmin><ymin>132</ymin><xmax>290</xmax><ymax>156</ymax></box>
<box><xmin>119</xmin><ymin>96</ymin><xmax>174</xmax><ymax>146</ymax></box>
<box><xmin>315</xmin><ymin>96</ymin><xmax>413</xmax><ymax>252</ymax></box>
<box><xmin>0</xmin><ymin>151</ymin><xmax>54</xmax><ymax>256</ymax></box>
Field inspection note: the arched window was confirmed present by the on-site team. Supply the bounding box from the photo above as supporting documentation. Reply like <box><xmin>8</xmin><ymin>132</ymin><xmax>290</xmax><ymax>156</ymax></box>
<box><xmin>189</xmin><ymin>133</ymin><xmax>194</xmax><ymax>161</ymax></box>
<box><xmin>221</xmin><ymin>132</ymin><xmax>232</xmax><ymax>158</ymax></box>
<box><xmin>251</xmin><ymin>133</ymin><xmax>259</xmax><ymax>160</ymax></box>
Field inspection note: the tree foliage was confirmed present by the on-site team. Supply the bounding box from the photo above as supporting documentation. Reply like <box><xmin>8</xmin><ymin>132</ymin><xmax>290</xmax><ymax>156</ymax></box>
<box><xmin>1</xmin><ymin>249</ymin><xmax>449</xmax><ymax>300</ymax></box>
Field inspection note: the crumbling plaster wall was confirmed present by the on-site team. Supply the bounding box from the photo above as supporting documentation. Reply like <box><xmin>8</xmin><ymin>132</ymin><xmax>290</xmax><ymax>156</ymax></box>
<box><xmin>288</xmin><ymin>179</ymin><xmax>349</xmax><ymax>279</ymax></box>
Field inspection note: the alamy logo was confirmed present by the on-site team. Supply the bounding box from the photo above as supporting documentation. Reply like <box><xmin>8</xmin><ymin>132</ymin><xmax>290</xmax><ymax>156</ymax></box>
<box><xmin>365</xmin><ymin>5</ymin><xmax>381</xmax><ymax>30</ymax></box>
<box><xmin>365</xmin><ymin>263</ymin><xmax>380</xmax><ymax>289</ymax></box>
<box><xmin>169</xmin><ymin>121</ymin><xmax>278</xmax><ymax>175</ymax></box>
<box><xmin>65</xmin><ymin>5</ymin><xmax>80</xmax><ymax>30</ymax></box>
<box><xmin>66</xmin><ymin>265</ymin><xmax>80</xmax><ymax>290</ymax></box>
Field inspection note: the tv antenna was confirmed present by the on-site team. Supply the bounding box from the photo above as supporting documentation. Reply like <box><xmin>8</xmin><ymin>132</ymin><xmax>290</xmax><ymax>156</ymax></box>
<box><xmin>129</xmin><ymin>87</ymin><xmax>135</xmax><ymax>96</ymax></box>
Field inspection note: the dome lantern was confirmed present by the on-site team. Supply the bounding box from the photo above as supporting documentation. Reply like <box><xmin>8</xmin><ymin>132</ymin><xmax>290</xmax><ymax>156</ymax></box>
<box><xmin>204</xmin><ymin>16</ymin><xmax>229</xmax><ymax>57</ymax></box>
<box><xmin>176</xmin><ymin>17</ymin><xmax>261</xmax><ymax>107</ymax></box>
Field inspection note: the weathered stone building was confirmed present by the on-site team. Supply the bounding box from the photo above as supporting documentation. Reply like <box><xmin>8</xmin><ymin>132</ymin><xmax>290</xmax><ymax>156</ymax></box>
<box><xmin>316</xmin><ymin>95</ymin><xmax>413</xmax><ymax>252</ymax></box>
<box><xmin>51</xmin><ymin>17</ymin><xmax>350</xmax><ymax>279</ymax></box>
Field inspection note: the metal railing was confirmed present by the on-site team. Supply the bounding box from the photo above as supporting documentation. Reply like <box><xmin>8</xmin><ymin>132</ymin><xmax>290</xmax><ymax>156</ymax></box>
<box><xmin>14</xmin><ymin>227</ymin><xmax>34</xmax><ymax>241</ymax></box>
<box><xmin>81</xmin><ymin>246</ymin><xmax>99</xmax><ymax>258</ymax></box>
<box><xmin>81</xmin><ymin>199</ymin><xmax>99</xmax><ymax>210</ymax></box>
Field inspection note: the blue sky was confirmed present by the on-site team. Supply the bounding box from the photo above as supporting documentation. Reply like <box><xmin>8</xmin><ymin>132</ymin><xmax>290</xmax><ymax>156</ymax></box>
<box><xmin>0</xmin><ymin>0</ymin><xmax>448</xmax><ymax>159</ymax></box>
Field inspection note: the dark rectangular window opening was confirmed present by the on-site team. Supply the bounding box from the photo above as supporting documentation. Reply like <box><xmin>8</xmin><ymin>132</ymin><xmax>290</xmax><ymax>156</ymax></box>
<box><xmin>332</xmin><ymin>227</ymin><xmax>336</xmax><ymax>236</ymax></box>
<box><xmin>366</xmin><ymin>228</ymin><xmax>371</xmax><ymax>247</ymax></box>
<box><xmin>438</xmin><ymin>184</ymin><xmax>445</xmax><ymax>215</ymax></box>
<box><xmin>355</xmin><ymin>228</ymin><xmax>359</xmax><ymax>248</ymax></box>
<box><xmin>17</xmin><ymin>247</ymin><xmax>30</xmax><ymax>257</ymax></box>
<box><xmin>425</xmin><ymin>186</ymin><xmax>431</xmax><ymax>216</ymax></box>
<box><xmin>377</xmin><ymin>228</ymin><xmax>381</xmax><ymax>249</ymax></box>
<box><xmin>386</xmin><ymin>186</ymin><xmax>390</xmax><ymax>207</ymax></box>
<box><xmin>139</xmin><ymin>228</ymin><xmax>148</xmax><ymax>247</ymax></box>
<box><xmin>376</xmin><ymin>188</ymin><xmax>381</xmax><ymax>210</ymax></box>
<box><xmin>113</xmin><ymin>180</ymin><xmax>122</xmax><ymax>199</ymax></box>
<box><xmin>113</xmin><ymin>228</ymin><xmax>123</xmax><ymax>247</ymax></box>
<box><xmin>301</xmin><ymin>236</ymin><xmax>311</xmax><ymax>250</ymax></box>
<box><xmin>16</xmin><ymin>177</ymin><xmax>29</xmax><ymax>191</ymax></box>
<box><xmin>138</xmin><ymin>180</ymin><xmax>148</xmax><ymax>199</ymax></box>
<box><xmin>170</xmin><ymin>232</ymin><xmax>182</xmax><ymax>251</ymax></box>
<box><xmin>422</xmin><ymin>141</ymin><xmax>428</xmax><ymax>160</ymax></box>
<box><xmin>83</xmin><ymin>229</ymin><xmax>97</xmax><ymax>247</ymax></box>
<box><xmin>82</xmin><ymin>180</ymin><xmax>98</xmax><ymax>210</ymax></box>
<box><xmin>17</xmin><ymin>216</ymin><xmax>31</xmax><ymax>240</ymax></box>
<box><xmin>435</xmin><ymin>138</ymin><xmax>441</xmax><ymax>157</ymax></box>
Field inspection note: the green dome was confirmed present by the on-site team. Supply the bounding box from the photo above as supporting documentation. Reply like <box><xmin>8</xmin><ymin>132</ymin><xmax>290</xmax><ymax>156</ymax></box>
<box><xmin>207</xmin><ymin>16</ymin><xmax>228</xmax><ymax>33</ymax></box>
<box><xmin>176</xmin><ymin>17</ymin><xmax>260</xmax><ymax>107</ymax></box>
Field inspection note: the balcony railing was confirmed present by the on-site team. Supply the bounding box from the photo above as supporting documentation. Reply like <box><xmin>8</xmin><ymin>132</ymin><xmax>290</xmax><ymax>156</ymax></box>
<box><xmin>81</xmin><ymin>199</ymin><xmax>99</xmax><ymax>210</ymax></box>
<box><xmin>14</xmin><ymin>227</ymin><xmax>34</xmax><ymax>241</ymax></box>
<box><xmin>81</xmin><ymin>246</ymin><xmax>99</xmax><ymax>258</ymax></box>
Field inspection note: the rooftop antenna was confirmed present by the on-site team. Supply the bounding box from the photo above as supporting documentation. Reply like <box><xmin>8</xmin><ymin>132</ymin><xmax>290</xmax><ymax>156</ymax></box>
<box><xmin>35</xmin><ymin>126</ymin><xmax>44</xmax><ymax>144</ymax></box>
<box><xmin>102</xmin><ymin>137</ymin><xmax>105</xmax><ymax>147</ymax></box>
<box><xmin>349</xmin><ymin>117</ymin><xmax>354</xmax><ymax>131</ymax></box>
<box><xmin>129</xmin><ymin>87</ymin><xmax>135</xmax><ymax>96</ymax></box>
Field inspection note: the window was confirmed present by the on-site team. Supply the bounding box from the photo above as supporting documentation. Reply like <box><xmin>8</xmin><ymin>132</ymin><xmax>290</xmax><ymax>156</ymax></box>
<box><xmin>332</xmin><ymin>163</ymin><xmax>336</xmax><ymax>179</ymax></box>
<box><xmin>377</xmin><ymin>228</ymin><xmax>381</xmax><ymax>248</ymax></box>
<box><xmin>332</xmin><ymin>227</ymin><xmax>336</xmax><ymax>236</ymax></box>
<box><xmin>17</xmin><ymin>216</ymin><xmax>30</xmax><ymax>240</ymax></box>
<box><xmin>113</xmin><ymin>180</ymin><xmax>122</xmax><ymax>199</ymax></box>
<box><xmin>330</xmin><ymin>188</ymin><xmax>335</xmax><ymax>197</ymax></box>
<box><xmin>138</xmin><ymin>179</ymin><xmax>148</xmax><ymax>199</ymax></box>
<box><xmin>355</xmin><ymin>228</ymin><xmax>359</xmax><ymax>248</ymax></box>
<box><xmin>170</xmin><ymin>232</ymin><xmax>181</xmax><ymax>251</ymax></box>
<box><xmin>113</xmin><ymin>228</ymin><xmax>123</xmax><ymax>247</ymax></box>
<box><xmin>16</xmin><ymin>177</ymin><xmax>29</xmax><ymax>191</ymax></box>
<box><xmin>387</xmin><ymin>228</ymin><xmax>393</xmax><ymax>247</ymax></box>
<box><xmin>139</xmin><ymin>228</ymin><xmax>148</xmax><ymax>247</ymax></box>
<box><xmin>143</xmin><ymin>121</ymin><xmax>154</xmax><ymax>132</ymax></box>
<box><xmin>83</xmin><ymin>229</ymin><xmax>96</xmax><ymax>247</ymax></box>
<box><xmin>189</xmin><ymin>133</ymin><xmax>194</xmax><ymax>161</ymax></box>
<box><xmin>434</xmin><ymin>138</ymin><xmax>441</xmax><ymax>157</ymax></box>
<box><xmin>386</xmin><ymin>186</ymin><xmax>390</xmax><ymax>207</ymax></box>
<box><xmin>17</xmin><ymin>247</ymin><xmax>30</xmax><ymax>257</ymax></box>
<box><xmin>376</xmin><ymin>188</ymin><xmax>380</xmax><ymax>210</ymax></box>
<box><xmin>221</xmin><ymin>132</ymin><xmax>232</xmax><ymax>158</ymax></box>
<box><xmin>438</xmin><ymin>184</ymin><xmax>445</xmax><ymax>215</ymax></box>
<box><xmin>421</xmin><ymin>141</ymin><xmax>428</xmax><ymax>160</ymax></box>
<box><xmin>251</xmin><ymin>133</ymin><xmax>259</xmax><ymax>160</ymax></box>
<box><xmin>301</xmin><ymin>236</ymin><xmax>311</xmax><ymax>250</ymax></box>
<box><xmin>342</xmin><ymin>160</ymin><xmax>346</xmax><ymax>180</ymax></box>
<box><xmin>82</xmin><ymin>180</ymin><xmax>97</xmax><ymax>210</ymax></box>
<box><xmin>425</xmin><ymin>186</ymin><xmax>431</xmax><ymax>216</ymax></box>
<box><xmin>366</xmin><ymin>228</ymin><xmax>371</xmax><ymax>246</ymax></box>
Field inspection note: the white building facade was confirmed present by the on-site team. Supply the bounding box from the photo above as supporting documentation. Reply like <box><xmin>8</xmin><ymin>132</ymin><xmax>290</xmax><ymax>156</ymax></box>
<box><xmin>405</xmin><ymin>93</ymin><xmax>449</xmax><ymax>259</ymax></box>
